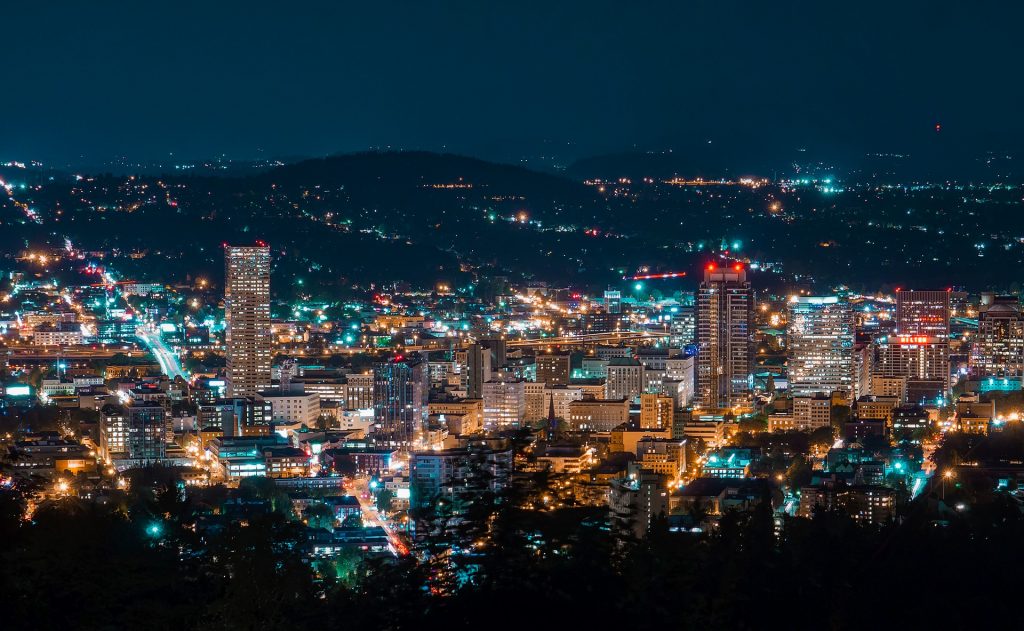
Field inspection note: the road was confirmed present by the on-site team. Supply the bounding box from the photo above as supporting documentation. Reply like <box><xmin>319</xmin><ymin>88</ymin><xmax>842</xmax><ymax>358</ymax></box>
<box><xmin>136</xmin><ymin>326</ymin><xmax>188</xmax><ymax>380</ymax></box>
<box><xmin>348</xmin><ymin>477</ymin><xmax>410</xmax><ymax>556</ymax></box>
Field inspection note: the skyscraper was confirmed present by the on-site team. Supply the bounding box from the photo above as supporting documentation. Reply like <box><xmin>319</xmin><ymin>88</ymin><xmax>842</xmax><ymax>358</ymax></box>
<box><xmin>971</xmin><ymin>294</ymin><xmax>1024</xmax><ymax>378</ymax></box>
<box><xmin>896</xmin><ymin>290</ymin><xmax>950</xmax><ymax>338</ymax></box>
<box><xmin>696</xmin><ymin>263</ymin><xmax>753</xmax><ymax>410</ymax></box>
<box><xmin>126</xmin><ymin>401</ymin><xmax>166</xmax><ymax>462</ymax></box>
<box><xmin>890</xmin><ymin>289</ymin><xmax>950</xmax><ymax>403</ymax></box>
<box><xmin>373</xmin><ymin>358</ymin><xmax>428</xmax><ymax>448</ymax></box>
<box><xmin>787</xmin><ymin>296</ymin><xmax>854</xmax><ymax>398</ymax></box>
<box><xmin>225</xmin><ymin>245</ymin><xmax>272</xmax><ymax>398</ymax></box>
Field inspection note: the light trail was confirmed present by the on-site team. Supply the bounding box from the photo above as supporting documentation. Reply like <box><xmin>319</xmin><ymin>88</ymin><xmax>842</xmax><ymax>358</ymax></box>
<box><xmin>136</xmin><ymin>325</ymin><xmax>187</xmax><ymax>380</ymax></box>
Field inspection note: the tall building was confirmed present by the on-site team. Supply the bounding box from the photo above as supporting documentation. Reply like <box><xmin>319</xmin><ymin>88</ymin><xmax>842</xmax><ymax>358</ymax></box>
<box><xmin>225</xmin><ymin>245</ymin><xmax>272</xmax><ymax>398</ymax></box>
<box><xmin>639</xmin><ymin>393</ymin><xmax>674</xmax><ymax>430</ymax></box>
<box><xmin>373</xmin><ymin>358</ymin><xmax>428</xmax><ymax>448</ymax></box>
<box><xmin>786</xmin><ymin>296</ymin><xmax>854</xmax><ymax>397</ymax></box>
<box><xmin>971</xmin><ymin>294</ymin><xmax>1024</xmax><ymax>378</ymax></box>
<box><xmin>669</xmin><ymin>300</ymin><xmax>696</xmax><ymax>348</ymax></box>
<box><xmin>889</xmin><ymin>289</ymin><xmax>951</xmax><ymax>404</ymax></box>
<box><xmin>126</xmin><ymin>401</ymin><xmax>166</xmax><ymax>462</ymax></box>
<box><xmin>99</xmin><ymin>403</ymin><xmax>128</xmax><ymax>461</ymax></box>
<box><xmin>896</xmin><ymin>289</ymin><xmax>950</xmax><ymax>338</ymax></box>
<box><xmin>604</xmin><ymin>290</ymin><xmax>622</xmax><ymax>314</ymax></box>
<box><xmin>876</xmin><ymin>335</ymin><xmax>949</xmax><ymax>404</ymax></box>
<box><xmin>696</xmin><ymin>263</ymin><xmax>753</xmax><ymax>410</ymax></box>
<box><xmin>605</xmin><ymin>358</ymin><xmax>643</xmax><ymax>401</ymax></box>
<box><xmin>536</xmin><ymin>352</ymin><xmax>572</xmax><ymax>386</ymax></box>
<box><xmin>482</xmin><ymin>379</ymin><xmax>526</xmax><ymax>429</ymax></box>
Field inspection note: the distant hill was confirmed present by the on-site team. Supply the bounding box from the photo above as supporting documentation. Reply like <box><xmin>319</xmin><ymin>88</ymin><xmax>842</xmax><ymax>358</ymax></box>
<box><xmin>257</xmin><ymin>151</ymin><xmax>595</xmax><ymax>204</ymax></box>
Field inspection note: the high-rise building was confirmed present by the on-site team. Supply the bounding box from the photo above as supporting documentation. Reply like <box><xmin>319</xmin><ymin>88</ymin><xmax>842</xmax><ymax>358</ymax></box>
<box><xmin>896</xmin><ymin>289</ymin><xmax>950</xmax><ymax>338</ymax></box>
<box><xmin>639</xmin><ymin>393</ymin><xmax>674</xmax><ymax>430</ymax></box>
<box><xmin>971</xmin><ymin>294</ymin><xmax>1024</xmax><ymax>378</ymax></box>
<box><xmin>482</xmin><ymin>379</ymin><xmax>526</xmax><ymax>429</ymax></box>
<box><xmin>604</xmin><ymin>290</ymin><xmax>622</xmax><ymax>314</ymax></box>
<box><xmin>225</xmin><ymin>245</ymin><xmax>272</xmax><ymax>398</ymax></box>
<box><xmin>605</xmin><ymin>358</ymin><xmax>643</xmax><ymax>401</ymax></box>
<box><xmin>888</xmin><ymin>290</ymin><xmax>951</xmax><ymax>404</ymax></box>
<box><xmin>536</xmin><ymin>352</ymin><xmax>572</xmax><ymax>386</ymax></box>
<box><xmin>669</xmin><ymin>300</ymin><xmax>696</xmax><ymax>348</ymax></box>
<box><xmin>373</xmin><ymin>358</ymin><xmax>428</xmax><ymax>448</ymax></box>
<box><xmin>99</xmin><ymin>403</ymin><xmax>128</xmax><ymax>461</ymax></box>
<box><xmin>786</xmin><ymin>296</ymin><xmax>854</xmax><ymax>397</ymax></box>
<box><xmin>696</xmin><ymin>263</ymin><xmax>753</xmax><ymax>410</ymax></box>
<box><xmin>876</xmin><ymin>335</ymin><xmax>949</xmax><ymax>404</ymax></box>
<box><xmin>126</xmin><ymin>401</ymin><xmax>166</xmax><ymax>462</ymax></box>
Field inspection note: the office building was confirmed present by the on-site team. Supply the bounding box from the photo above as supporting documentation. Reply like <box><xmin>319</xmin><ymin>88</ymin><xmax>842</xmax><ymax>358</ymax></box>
<box><xmin>639</xmin><ymin>393</ymin><xmax>674</xmax><ymax>430</ymax></box>
<box><xmin>896</xmin><ymin>289</ymin><xmax>950</xmax><ymax>338</ymax></box>
<box><xmin>373</xmin><ymin>358</ymin><xmax>428</xmax><ymax>448</ymax></box>
<box><xmin>696</xmin><ymin>263</ymin><xmax>753</xmax><ymax>409</ymax></box>
<box><xmin>606</xmin><ymin>358</ymin><xmax>643</xmax><ymax>401</ymax></box>
<box><xmin>126</xmin><ymin>401</ymin><xmax>166</xmax><ymax>462</ymax></box>
<box><xmin>225</xmin><ymin>245</ymin><xmax>272</xmax><ymax>397</ymax></box>
<box><xmin>787</xmin><ymin>296</ymin><xmax>854</xmax><ymax>397</ymax></box>
<box><xmin>971</xmin><ymin>294</ymin><xmax>1024</xmax><ymax>378</ymax></box>
<box><xmin>536</xmin><ymin>352</ymin><xmax>572</xmax><ymax>386</ymax></box>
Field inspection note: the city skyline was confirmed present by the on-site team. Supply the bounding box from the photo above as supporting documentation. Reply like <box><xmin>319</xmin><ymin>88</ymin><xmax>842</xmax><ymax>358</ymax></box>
<box><xmin>4</xmin><ymin>4</ymin><xmax>1024</xmax><ymax>628</ymax></box>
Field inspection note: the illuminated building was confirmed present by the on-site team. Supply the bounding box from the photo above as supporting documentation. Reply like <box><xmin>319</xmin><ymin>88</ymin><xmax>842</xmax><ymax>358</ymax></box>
<box><xmin>639</xmin><ymin>392</ymin><xmax>674</xmax><ymax>430</ymax></box>
<box><xmin>99</xmin><ymin>403</ymin><xmax>128</xmax><ymax>460</ymax></box>
<box><xmin>256</xmin><ymin>385</ymin><xmax>321</xmax><ymax>426</ymax></box>
<box><xmin>31</xmin><ymin>322</ymin><xmax>83</xmax><ymax>346</ymax></box>
<box><xmin>609</xmin><ymin>463</ymin><xmax>669</xmax><ymax>539</ymax></box>
<box><xmin>792</xmin><ymin>393</ymin><xmax>832</xmax><ymax>431</ymax></box>
<box><xmin>875</xmin><ymin>335</ymin><xmax>950</xmax><ymax>403</ymax></box>
<box><xmin>869</xmin><ymin>375</ymin><xmax>907</xmax><ymax>403</ymax></box>
<box><xmin>543</xmin><ymin>385</ymin><xmax>583</xmax><ymax>420</ymax></box>
<box><xmin>605</xmin><ymin>358</ymin><xmax>642</xmax><ymax>401</ymax></box>
<box><xmin>786</xmin><ymin>296</ymin><xmax>854</xmax><ymax>398</ymax></box>
<box><xmin>482</xmin><ymin>379</ymin><xmax>526</xmax><ymax>429</ymax></box>
<box><xmin>669</xmin><ymin>303</ymin><xmax>697</xmax><ymax>348</ymax></box>
<box><xmin>224</xmin><ymin>245</ymin><xmax>272</xmax><ymax>398</ymax></box>
<box><xmin>427</xmin><ymin>399</ymin><xmax>484</xmax><ymax>433</ymax></box>
<box><xmin>604</xmin><ymin>289</ymin><xmax>622</xmax><ymax>314</ymax></box>
<box><xmin>126</xmin><ymin>401</ymin><xmax>166</xmax><ymax>462</ymax></box>
<box><xmin>636</xmin><ymin>437</ymin><xmax>686</xmax><ymax>478</ymax></box>
<box><xmin>896</xmin><ymin>289</ymin><xmax>950</xmax><ymax>338</ymax></box>
<box><xmin>568</xmin><ymin>397</ymin><xmax>630</xmax><ymax>432</ymax></box>
<box><xmin>372</xmin><ymin>358</ymin><xmax>428</xmax><ymax>448</ymax></box>
<box><xmin>536</xmin><ymin>352</ymin><xmax>572</xmax><ymax>386</ymax></box>
<box><xmin>696</xmin><ymin>264</ymin><xmax>752</xmax><ymax>410</ymax></box>
<box><xmin>409</xmin><ymin>442</ymin><xmax>513</xmax><ymax>516</ymax></box>
<box><xmin>262</xmin><ymin>446</ymin><xmax>310</xmax><ymax>478</ymax></box>
<box><xmin>971</xmin><ymin>294</ymin><xmax>1024</xmax><ymax>378</ymax></box>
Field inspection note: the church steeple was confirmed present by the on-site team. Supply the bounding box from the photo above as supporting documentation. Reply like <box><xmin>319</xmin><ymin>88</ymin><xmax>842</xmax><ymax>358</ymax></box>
<box><xmin>547</xmin><ymin>393</ymin><xmax>558</xmax><ymax>438</ymax></box>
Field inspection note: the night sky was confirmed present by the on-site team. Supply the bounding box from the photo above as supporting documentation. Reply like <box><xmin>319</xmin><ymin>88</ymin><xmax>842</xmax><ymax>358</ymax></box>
<box><xmin>4</xmin><ymin>1</ymin><xmax>1023</xmax><ymax>166</ymax></box>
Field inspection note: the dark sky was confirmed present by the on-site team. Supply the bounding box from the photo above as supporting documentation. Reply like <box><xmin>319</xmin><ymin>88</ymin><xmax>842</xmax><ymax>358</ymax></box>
<box><xmin>4</xmin><ymin>0</ymin><xmax>1022</xmax><ymax>166</ymax></box>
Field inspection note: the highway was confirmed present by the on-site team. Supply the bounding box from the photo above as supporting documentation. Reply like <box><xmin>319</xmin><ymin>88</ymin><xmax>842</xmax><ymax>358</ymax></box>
<box><xmin>136</xmin><ymin>326</ymin><xmax>188</xmax><ymax>380</ymax></box>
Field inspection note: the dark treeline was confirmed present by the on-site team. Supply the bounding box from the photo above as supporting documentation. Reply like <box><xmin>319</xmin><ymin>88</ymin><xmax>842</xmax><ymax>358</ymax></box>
<box><xmin>2</xmin><ymin>469</ymin><xmax>1024</xmax><ymax>631</ymax></box>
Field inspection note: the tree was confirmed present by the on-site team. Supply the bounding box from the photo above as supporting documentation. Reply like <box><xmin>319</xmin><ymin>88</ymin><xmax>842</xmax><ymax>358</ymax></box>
<box><xmin>375</xmin><ymin>488</ymin><xmax>396</xmax><ymax>513</ymax></box>
<box><xmin>303</xmin><ymin>502</ymin><xmax>336</xmax><ymax>531</ymax></box>
<box><xmin>809</xmin><ymin>426</ymin><xmax>835</xmax><ymax>448</ymax></box>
